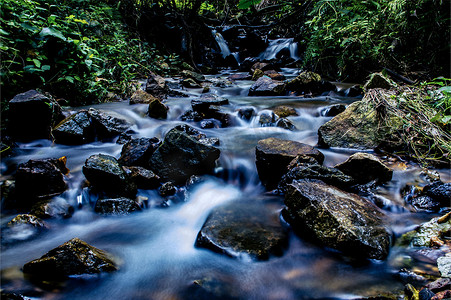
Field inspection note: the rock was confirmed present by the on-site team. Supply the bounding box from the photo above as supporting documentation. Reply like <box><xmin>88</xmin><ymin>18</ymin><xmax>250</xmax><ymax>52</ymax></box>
<box><xmin>145</xmin><ymin>71</ymin><xmax>168</xmax><ymax>98</ymax></box>
<box><xmin>94</xmin><ymin>197</ymin><xmax>141</xmax><ymax>215</ymax></box>
<box><xmin>318</xmin><ymin>95</ymin><xmax>403</xmax><ymax>149</ymax></box>
<box><xmin>118</xmin><ymin>137</ymin><xmax>161</xmax><ymax>168</ymax></box>
<box><xmin>31</xmin><ymin>198</ymin><xmax>73</xmax><ymax>219</ymax></box>
<box><xmin>53</xmin><ymin>110</ymin><xmax>93</xmax><ymax>144</ymax></box>
<box><xmin>279</xmin><ymin>156</ymin><xmax>354</xmax><ymax>191</ymax></box>
<box><xmin>405</xmin><ymin>284</ymin><xmax>419</xmax><ymax>300</ymax></box>
<box><xmin>147</xmin><ymin>98</ymin><xmax>168</xmax><ymax>119</ymax></box>
<box><xmin>286</xmin><ymin>71</ymin><xmax>335</xmax><ymax>96</ymax></box>
<box><xmin>320</xmin><ymin>104</ymin><xmax>346</xmax><ymax>117</ymax></box>
<box><xmin>228</xmin><ymin>73</ymin><xmax>252</xmax><ymax>81</ymax></box>
<box><xmin>23</xmin><ymin>238</ymin><xmax>117</xmax><ymax>277</ymax></box>
<box><xmin>251</xmin><ymin>69</ymin><xmax>264</xmax><ymax>81</ymax></box>
<box><xmin>88</xmin><ymin>108</ymin><xmax>131</xmax><ymax>138</ymax></box>
<box><xmin>129</xmin><ymin>90</ymin><xmax>161</xmax><ymax>105</ymax></box>
<box><xmin>248</xmin><ymin>76</ymin><xmax>286</xmax><ymax>96</ymax></box>
<box><xmin>431</xmin><ymin>290</ymin><xmax>451</xmax><ymax>300</ymax></box>
<box><xmin>335</xmin><ymin>152</ymin><xmax>393</xmax><ymax>184</ymax></box>
<box><xmin>398</xmin><ymin>212</ymin><xmax>451</xmax><ymax>247</ymax></box>
<box><xmin>423</xmin><ymin>182</ymin><xmax>451</xmax><ymax>207</ymax></box>
<box><xmin>250</xmin><ymin>62</ymin><xmax>273</xmax><ymax>73</ymax></box>
<box><xmin>8</xmin><ymin>90</ymin><xmax>64</xmax><ymax>141</ymax></box>
<box><xmin>285</xmin><ymin>179</ymin><xmax>392</xmax><ymax>259</ymax></box>
<box><xmin>272</xmin><ymin>106</ymin><xmax>298</xmax><ymax>118</ymax></box>
<box><xmin>123</xmin><ymin>166</ymin><xmax>160</xmax><ymax>189</ymax></box>
<box><xmin>83</xmin><ymin>154</ymin><xmax>136</xmax><ymax>197</ymax></box>
<box><xmin>185</xmin><ymin>276</ymin><xmax>240</xmax><ymax>300</ymax></box>
<box><xmin>256</xmin><ymin>138</ymin><xmax>325</xmax><ymax>189</ymax></box>
<box><xmin>1</xmin><ymin>180</ymin><xmax>16</xmax><ymax>209</ymax></box>
<box><xmin>237</xmin><ymin>107</ymin><xmax>255</xmax><ymax>121</ymax></box>
<box><xmin>1</xmin><ymin>291</ymin><xmax>31</xmax><ymax>300</ymax></box>
<box><xmin>180</xmin><ymin>110</ymin><xmax>204</xmax><ymax>122</ymax></box>
<box><xmin>258</xmin><ymin>110</ymin><xmax>276</xmax><ymax>127</ymax></box>
<box><xmin>437</xmin><ymin>253</ymin><xmax>451</xmax><ymax>278</ymax></box>
<box><xmin>192</xmin><ymin>94</ymin><xmax>229</xmax><ymax>112</ymax></box>
<box><xmin>15</xmin><ymin>158</ymin><xmax>68</xmax><ymax>206</ymax></box>
<box><xmin>264</xmin><ymin>70</ymin><xmax>285</xmax><ymax>81</ymax></box>
<box><xmin>364</xmin><ymin>73</ymin><xmax>394</xmax><ymax>91</ymax></box>
<box><xmin>425</xmin><ymin>278</ymin><xmax>451</xmax><ymax>293</ymax></box>
<box><xmin>276</xmin><ymin>118</ymin><xmax>296</xmax><ymax>130</ymax></box>
<box><xmin>8</xmin><ymin>214</ymin><xmax>46</xmax><ymax>229</ymax></box>
<box><xmin>182</xmin><ymin>78</ymin><xmax>202</xmax><ymax>88</ymax></box>
<box><xmin>196</xmin><ymin>201</ymin><xmax>288</xmax><ymax>260</ymax></box>
<box><xmin>149</xmin><ymin>125</ymin><xmax>220</xmax><ymax>184</ymax></box>
<box><xmin>419</xmin><ymin>288</ymin><xmax>435</xmax><ymax>300</ymax></box>
<box><xmin>408</xmin><ymin>195</ymin><xmax>441</xmax><ymax>212</ymax></box>
<box><xmin>159</xmin><ymin>182</ymin><xmax>177</xmax><ymax>197</ymax></box>
<box><xmin>181</xmin><ymin>70</ymin><xmax>205</xmax><ymax>83</ymax></box>
<box><xmin>200</xmin><ymin>120</ymin><xmax>217</xmax><ymax>129</ymax></box>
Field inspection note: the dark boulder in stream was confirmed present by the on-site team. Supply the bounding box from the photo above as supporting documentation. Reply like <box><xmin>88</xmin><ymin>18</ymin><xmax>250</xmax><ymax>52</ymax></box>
<box><xmin>123</xmin><ymin>166</ymin><xmax>160</xmax><ymax>189</ymax></box>
<box><xmin>147</xmin><ymin>97</ymin><xmax>168</xmax><ymax>119</ymax></box>
<box><xmin>285</xmin><ymin>71</ymin><xmax>335</xmax><ymax>96</ymax></box>
<box><xmin>191</xmin><ymin>94</ymin><xmax>229</xmax><ymax>112</ymax></box>
<box><xmin>196</xmin><ymin>201</ymin><xmax>288</xmax><ymax>260</ymax></box>
<box><xmin>335</xmin><ymin>152</ymin><xmax>393</xmax><ymax>184</ymax></box>
<box><xmin>83</xmin><ymin>154</ymin><xmax>136</xmax><ymax>197</ymax></box>
<box><xmin>23</xmin><ymin>238</ymin><xmax>117</xmax><ymax>278</ymax></box>
<box><xmin>256</xmin><ymin>137</ymin><xmax>324</xmax><ymax>190</ymax></box>
<box><xmin>94</xmin><ymin>197</ymin><xmax>141</xmax><ymax>215</ymax></box>
<box><xmin>149</xmin><ymin>125</ymin><xmax>220</xmax><ymax>184</ymax></box>
<box><xmin>248</xmin><ymin>76</ymin><xmax>286</xmax><ymax>96</ymax></box>
<box><xmin>145</xmin><ymin>71</ymin><xmax>168</xmax><ymax>98</ymax></box>
<box><xmin>118</xmin><ymin>137</ymin><xmax>161</xmax><ymax>168</ymax></box>
<box><xmin>129</xmin><ymin>89</ymin><xmax>161</xmax><ymax>105</ymax></box>
<box><xmin>284</xmin><ymin>179</ymin><xmax>392</xmax><ymax>260</ymax></box>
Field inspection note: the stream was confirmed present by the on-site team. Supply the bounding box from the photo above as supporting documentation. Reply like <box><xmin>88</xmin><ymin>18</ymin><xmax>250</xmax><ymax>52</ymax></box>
<box><xmin>1</xmin><ymin>69</ymin><xmax>449</xmax><ymax>300</ymax></box>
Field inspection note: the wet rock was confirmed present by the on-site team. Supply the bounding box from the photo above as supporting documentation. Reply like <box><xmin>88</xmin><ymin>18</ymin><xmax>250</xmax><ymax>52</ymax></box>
<box><xmin>425</xmin><ymin>278</ymin><xmax>451</xmax><ymax>293</ymax></box>
<box><xmin>182</xmin><ymin>70</ymin><xmax>205</xmax><ymax>83</ymax></box>
<box><xmin>279</xmin><ymin>156</ymin><xmax>354</xmax><ymax>191</ymax></box>
<box><xmin>182</xmin><ymin>78</ymin><xmax>202</xmax><ymax>88</ymax></box>
<box><xmin>124</xmin><ymin>166</ymin><xmax>160</xmax><ymax>189</ymax></box>
<box><xmin>88</xmin><ymin>108</ymin><xmax>131</xmax><ymax>139</ymax></box>
<box><xmin>192</xmin><ymin>94</ymin><xmax>229</xmax><ymax>112</ymax></box>
<box><xmin>8</xmin><ymin>90</ymin><xmax>64</xmax><ymax>141</ymax></box>
<box><xmin>419</xmin><ymin>288</ymin><xmax>435</xmax><ymax>300</ymax></box>
<box><xmin>251</xmin><ymin>69</ymin><xmax>264</xmax><ymax>81</ymax></box>
<box><xmin>272</xmin><ymin>106</ymin><xmax>298</xmax><ymax>118</ymax></box>
<box><xmin>405</xmin><ymin>284</ymin><xmax>419</xmax><ymax>300</ymax></box>
<box><xmin>159</xmin><ymin>182</ymin><xmax>177</xmax><ymax>197</ymax></box>
<box><xmin>284</xmin><ymin>179</ymin><xmax>392</xmax><ymax>259</ymax></box>
<box><xmin>320</xmin><ymin>104</ymin><xmax>346</xmax><ymax>117</ymax></box>
<box><xmin>396</xmin><ymin>268</ymin><xmax>429</xmax><ymax>286</ymax></box>
<box><xmin>146</xmin><ymin>71</ymin><xmax>168</xmax><ymax>98</ymax></box>
<box><xmin>8</xmin><ymin>214</ymin><xmax>46</xmax><ymax>228</ymax></box>
<box><xmin>431</xmin><ymin>290</ymin><xmax>451</xmax><ymax>300</ymax></box>
<box><xmin>180</xmin><ymin>110</ymin><xmax>204</xmax><ymax>122</ymax></box>
<box><xmin>407</xmin><ymin>195</ymin><xmax>442</xmax><ymax>212</ymax></box>
<box><xmin>118</xmin><ymin>137</ymin><xmax>161</xmax><ymax>168</ymax></box>
<box><xmin>423</xmin><ymin>182</ymin><xmax>451</xmax><ymax>207</ymax></box>
<box><xmin>116</xmin><ymin>133</ymin><xmax>133</xmax><ymax>144</ymax></box>
<box><xmin>95</xmin><ymin>197</ymin><xmax>141</xmax><ymax>215</ymax></box>
<box><xmin>31</xmin><ymin>198</ymin><xmax>73</xmax><ymax>219</ymax></box>
<box><xmin>53</xmin><ymin>110</ymin><xmax>93</xmax><ymax>144</ymax></box>
<box><xmin>264</xmin><ymin>70</ymin><xmax>285</xmax><ymax>81</ymax></box>
<box><xmin>185</xmin><ymin>276</ymin><xmax>240</xmax><ymax>300</ymax></box>
<box><xmin>196</xmin><ymin>201</ymin><xmax>288</xmax><ymax>260</ymax></box>
<box><xmin>129</xmin><ymin>89</ymin><xmax>161</xmax><ymax>105</ymax></box>
<box><xmin>147</xmin><ymin>98</ymin><xmax>168</xmax><ymax>119</ymax></box>
<box><xmin>1</xmin><ymin>291</ymin><xmax>31</xmax><ymax>300</ymax></box>
<box><xmin>228</xmin><ymin>73</ymin><xmax>252</xmax><ymax>81</ymax></box>
<box><xmin>286</xmin><ymin>71</ymin><xmax>335</xmax><ymax>96</ymax></box>
<box><xmin>149</xmin><ymin>125</ymin><xmax>220</xmax><ymax>184</ymax></box>
<box><xmin>258</xmin><ymin>110</ymin><xmax>276</xmax><ymax>127</ymax></box>
<box><xmin>345</xmin><ymin>85</ymin><xmax>363</xmax><ymax>97</ymax></box>
<box><xmin>437</xmin><ymin>253</ymin><xmax>451</xmax><ymax>278</ymax></box>
<box><xmin>1</xmin><ymin>180</ymin><xmax>16</xmax><ymax>209</ymax></box>
<box><xmin>200</xmin><ymin>120</ymin><xmax>217</xmax><ymax>129</ymax></box>
<box><xmin>398</xmin><ymin>212</ymin><xmax>451</xmax><ymax>247</ymax></box>
<box><xmin>15</xmin><ymin>158</ymin><xmax>68</xmax><ymax>206</ymax></box>
<box><xmin>23</xmin><ymin>238</ymin><xmax>117</xmax><ymax>277</ymax></box>
<box><xmin>199</xmin><ymin>137</ymin><xmax>220</xmax><ymax>147</ymax></box>
<box><xmin>364</xmin><ymin>73</ymin><xmax>394</xmax><ymax>91</ymax></box>
<box><xmin>256</xmin><ymin>137</ymin><xmax>325</xmax><ymax>190</ymax></box>
<box><xmin>248</xmin><ymin>76</ymin><xmax>286</xmax><ymax>96</ymax></box>
<box><xmin>318</xmin><ymin>95</ymin><xmax>403</xmax><ymax>149</ymax></box>
<box><xmin>82</xmin><ymin>154</ymin><xmax>136</xmax><ymax>197</ymax></box>
<box><xmin>250</xmin><ymin>62</ymin><xmax>273</xmax><ymax>73</ymax></box>
<box><xmin>276</xmin><ymin>118</ymin><xmax>296</xmax><ymax>130</ymax></box>
<box><xmin>238</xmin><ymin>107</ymin><xmax>255</xmax><ymax>121</ymax></box>
<box><xmin>335</xmin><ymin>152</ymin><xmax>393</xmax><ymax>184</ymax></box>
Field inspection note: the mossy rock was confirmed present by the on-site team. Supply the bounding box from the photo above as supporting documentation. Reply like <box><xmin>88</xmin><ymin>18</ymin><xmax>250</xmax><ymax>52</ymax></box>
<box><xmin>398</xmin><ymin>212</ymin><xmax>451</xmax><ymax>247</ymax></box>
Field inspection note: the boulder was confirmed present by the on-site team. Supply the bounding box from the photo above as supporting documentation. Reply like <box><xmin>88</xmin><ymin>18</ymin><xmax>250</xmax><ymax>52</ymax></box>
<box><xmin>196</xmin><ymin>201</ymin><xmax>288</xmax><ymax>260</ymax></box>
<box><xmin>406</xmin><ymin>195</ymin><xmax>442</xmax><ymax>212</ymax></box>
<box><xmin>258</xmin><ymin>110</ymin><xmax>276</xmax><ymax>127</ymax></box>
<box><xmin>15</xmin><ymin>157</ymin><xmax>68</xmax><ymax>206</ymax></box>
<box><xmin>147</xmin><ymin>98</ymin><xmax>168</xmax><ymax>119</ymax></box>
<box><xmin>363</xmin><ymin>73</ymin><xmax>394</xmax><ymax>91</ymax></box>
<box><xmin>286</xmin><ymin>71</ymin><xmax>335</xmax><ymax>96</ymax></box>
<box><xmin>423</xmin><ymin>182</ymin><xmax>451</xmax><ymax>207</ymax></box>
<box><xmin>237</xmin><ymin>107</ymin><xmax>255</xmax><ymax>121</ymax></box>
<box><xmin>129</xmin><ymin>90</ymin><xmax>161</xmax><ymax>105</ymax></box>
<box><xmin>191</xmin><ymin>94</ymin><xmax>229</xmax><ymax>112</ymax></box>
<box><xmin>82</xmin><ymin>154</ymin><xmax>136</xmax><ymax>197</ymax></box>
<box><xmin>124</xmin><ymin>166</ymin><xmax>160</xmax><ymax>189</ymax></box>
<box><xmin>88</xmin><ymin>108</ymin><xmax>131</xmax><ymax>138</ymax></box>
<box><xmin>159</xmin><ymin>182</ymin><xmax>177</xmax><ymax>197</ymax></box>
<box><xmin>250</xmin><ymin>62</ymin><xmax>273</xmax><ymax>73</ymax></box>
<box><xmin>31</xmin><ymin>198</ymin><xmax>73</xmax><ymax>219</ymax></box>
<box><xmin>94</xmin><ymin>197</ymin><xmax>141</xmax><ymax>215</ymax></box>
<box><xmin>182</xmin><ymin>78</ymin><xmax>202</xmax><ymax>88</ymax></box>
<box><xmin>256</xmin><ymin>138</ymin><xmax>324</xmax><ymax>189</ymax></box>
<box><xmin>184</xmin><ymin>276</ymin><xmax>240</xmax><ymax>300</ymax></box>
<box><xmin>118</xmin><ymin>137</ymin><xmax>161</xmax><ymax>168</ymax></box>
<box><xmin>251</xmin><ymin>69</ymin><xmax>264</xmax><ymax>81</ymax></box>
<box><xmin>228</xmin><ymin>73</ymin><xmax>252</xmax><ymax>81</ymax></box>
<box><xmin>264</xmin><ymin>70</ymin><xmax>285</xmax><ymax>81</ymax></box>
<box><xmin>272</xmin><ymin>106</ymin><xmax>298</xmax><ymax>118</ymax></box>
<box><xmin>180</xmin><ymin>110</ymin><xmax>204</xmax><ymax>122</ymax></box>
<box><xmin>248</xmin><ymin>76</ymin><xmax>286</xmax><ymax>96</ymax></box>
<box><xmin>149</xmin><ymin>125</ymin><xmax>220</xmax><ymax>184</ymax></box>
<box><xmin>181</xmin><ymin>70</ymin><xmax>205</xmax><ymax>83</ymax></box>
<box><xmin>335</xmin><ymin>152</ymin><xmax>393</xmax><ymax>184</ymax></box>
<box><xmin>279</xmin><ymin>156</ymin><xmax>354</xmax><ymax>191</ymax></box>
<box><xmin>8</xmin><ymin>90</ymin><xmax>64</xmax><ymax>141</ymax></box>
<box><xmin>276</xmin><ymin>118</ymin><xmax>296</xmax><ymax>130</ymax></box>
<box><xmin>53</xmin><ymin>110</ymin><xmax>93</xmax><ymax>144</ymax></box>
<box><xmin>320</xmin><ymin>104</ymin><xmax>346</xmax><ymax>117</ymax></box>
<box><xmin>318</xmin><ymin>95</ymin><xmax>403</xmax><ymax>149</ymax></box>
<box><xmin>437</xmin><ymin>254</ymin><xmax>451</xmax><ymax>278</ymax></box>
<box><xmin>145</xmin><ymin>71</ymin><xmax>168</xmax><ymax>98</ymax></box>
<box><xmin>284</xmin><ymin>179</ymin><xmax>392</xmax><ymax>259</ymax></box>
<box><xmin>8</xmin><ymin>214</ymin><xmax>46</xmax><ymax>228</ymax></box>
<box><xmin>23</xmin><ymin>238</ymin><xmax>117</xmax><ymax>277</ymax></box>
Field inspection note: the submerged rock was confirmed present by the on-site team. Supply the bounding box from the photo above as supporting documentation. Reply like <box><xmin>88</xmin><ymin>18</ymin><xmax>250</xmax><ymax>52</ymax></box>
<box><xmin>23</xmin><ymin>238</ymin><xmax>117</xmax><ymax>277</ymax></box>
<box><xmin>31</xmin><ymin>198</ymin><xmax>73</xmax><ymax>219</ymax></box>
<box><xmin>196</xmin><ymin>201</ymin><xmax>288</xmax><ymax>260</ymax></box>
<box><xmin>118</xmin><ymin>137</ymin><xmax>161</xmax><ymax>168</ymax></box>
<box><xmin>149</xmin><ymin>125</ymin><xmax>220</xmax><ymax>184</ymax></box>
<box><xmin>284</xmin><ymin>179</ymin><xmax>392</xmax><ymax>259</ymax></box>
<box><xmin>335</xmin><ymin>152</ymin><xmax>393</xmax><ymax>184</ymax></box>
<box><xmin>237</xmin><ymin>107</ymin><xmax>255</xmax><ymax>121</ymax></box>
<box><xmin>83</xmin><ymin>154</ymin><xmax>136</xmax><ymax>197</ymax></box>
<box><xmin>258</xmin><ymin>110</ymin><xmax>276</xmax><ymax>127</ymax></box>
<box><xmin>15</xmin><ymin>157</ymin><xmax>68</xmax><ymax>207</ymax></box>
<box><xmin>8</xmin><ymin>90</ymin><xmax>64</xmax><ymax>141</ymax></box>
<box><xmin>276</xmin><ymin>118</ymin><xmax>296</xmax><ymax>130</ymax></box>
<box><xmin>248</xmin><ymin>76</ymin><xmax>285</xmax><ymax>96</ymax></box>
<box><xmin>94</xmin><ymin>197</ymin><xmax>141</xmax><ymax>215</ymax></box>
<box><xmin>256</xmin><ymin>137</ymin><xmax>324</xmax><ymax>190</ymax></box>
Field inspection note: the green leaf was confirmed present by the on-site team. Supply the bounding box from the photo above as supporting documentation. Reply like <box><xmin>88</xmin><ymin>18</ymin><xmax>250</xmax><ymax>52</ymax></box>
<box><xmin>39</xmin><ymin>27</ymin><xmax>66</xmax><ymax>41</ymax></box>
<box><xmin>64</xmin><ymin>76</ymin><xmax>74</xmax><ymax>83</ymax></box>
<box><xmin>32</xmin><ymin>59</ymin><xmax>41</xmax><ymax>68</ymax></box>
<box><xmin>237</xmin><ymin>0</ymin><xmax>262</xmax><ymax>9</ymax></box>
<box><xmin>0</xmin><ymin>29</ymin><xmax>9</xmax><ymax>36</ymax></box>
<box><xmin>41</xmin><ymin>65</ymin><xmax>51</xmax><ymax>71</ymax></box>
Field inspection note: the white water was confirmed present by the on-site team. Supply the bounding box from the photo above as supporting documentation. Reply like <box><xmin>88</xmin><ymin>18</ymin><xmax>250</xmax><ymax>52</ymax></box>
<box><xmin>212</xmin><ymin>29</ymin><xmax>232</xmax><ymax>58</ymax></box>
<box><xmin>259</xmin><ymin>38</ymin><xmax>299</xmax><ymax>61</ymax></box>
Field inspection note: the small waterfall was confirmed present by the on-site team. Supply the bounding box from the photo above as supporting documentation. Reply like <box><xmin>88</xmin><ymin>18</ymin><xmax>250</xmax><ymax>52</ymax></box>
<box><xmin>259</xmin><ymin>38</ymin><xmax>299</xmax><ymax>61</ymax></box>
<box><xmin>212</xmin><ymin>29</ymin><xmax>231</xmax><ymax>58</ymax></box>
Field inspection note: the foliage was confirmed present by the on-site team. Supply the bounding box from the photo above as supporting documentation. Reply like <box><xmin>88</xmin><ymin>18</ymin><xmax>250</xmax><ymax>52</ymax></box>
<box><xmin>0</xmin><ymin>0</ymin><xmax>181</xmax><ymax>107</ymax></box>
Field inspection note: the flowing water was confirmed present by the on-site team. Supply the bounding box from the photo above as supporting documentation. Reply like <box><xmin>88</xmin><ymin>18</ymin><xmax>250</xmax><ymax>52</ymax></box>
<box><xmin>1</xmin><ymin>70</ymin><xmax>449</xmax><ymax>299</ymax></box>
<box><xmin>259</xmin><ymin>38</ymin><xmax>299</xmax><ymax>61</ymax></box>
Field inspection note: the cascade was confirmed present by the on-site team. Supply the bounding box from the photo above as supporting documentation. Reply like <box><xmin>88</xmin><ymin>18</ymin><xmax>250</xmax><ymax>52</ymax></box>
<box><xmin>259</xmin><ymin>38</ymin><xmax>299</xmax><ymax>61</ymax></box>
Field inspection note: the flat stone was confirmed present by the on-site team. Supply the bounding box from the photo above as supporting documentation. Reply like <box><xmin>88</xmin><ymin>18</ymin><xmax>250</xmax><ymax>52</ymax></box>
<box><xmin>248</xmin><ymin>76</ymin><xmax>286</xmax><ymax>96</ymax></box>
<box><xmin>191</xmin><ymin>94</ymin><xmax>229</xmax><ymax>112</ymax></box>
<box><xmin>335</xmin><ymin>152</ymin><xmax>393</xmax><ymax>184</ymax></box>
<box><xmin>272</xmin><ymin>106</ymin><xmax>298</xmax><ymax>118</ymax></box>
